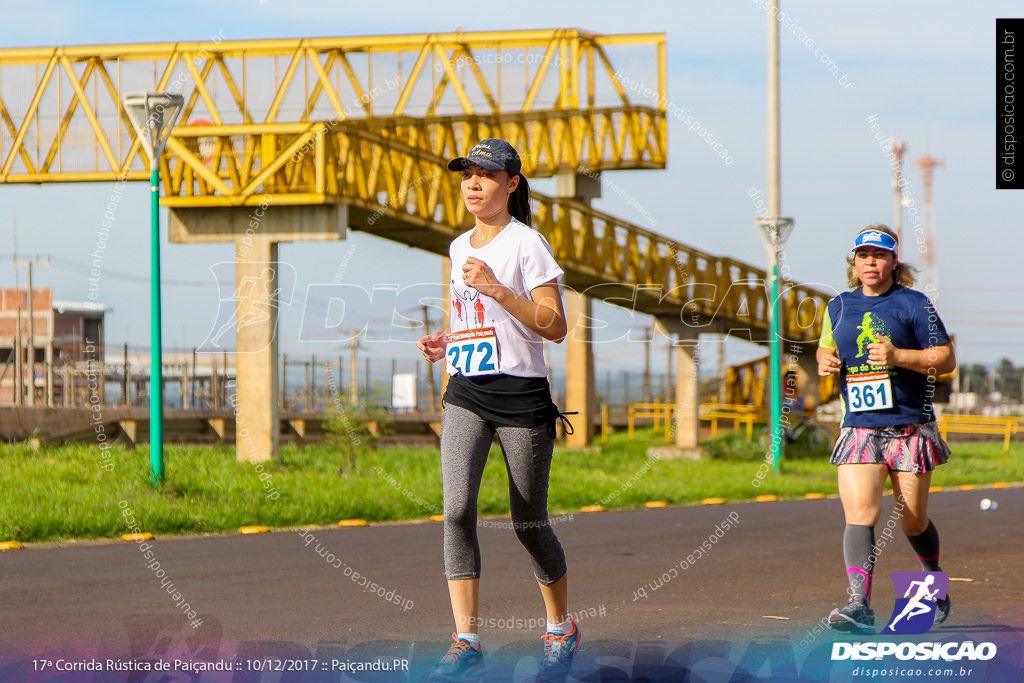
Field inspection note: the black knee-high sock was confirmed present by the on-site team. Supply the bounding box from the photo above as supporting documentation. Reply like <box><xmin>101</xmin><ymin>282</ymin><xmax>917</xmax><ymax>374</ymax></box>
<box><xmin>844</xmin><ymin>524</ymin><xmax>875</xmax><ymax>605</ymax></box>
<box><xmin>907</xmin><ymin>520</ymin><xmax>941</xmax><ymax>572</ymax></box>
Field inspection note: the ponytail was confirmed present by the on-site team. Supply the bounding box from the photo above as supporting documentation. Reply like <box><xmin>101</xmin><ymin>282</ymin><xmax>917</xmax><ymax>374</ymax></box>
<box><xmin>509</xmin><ymin>174</ymin><xmax>532</xmax><ymax>227</ymax></box>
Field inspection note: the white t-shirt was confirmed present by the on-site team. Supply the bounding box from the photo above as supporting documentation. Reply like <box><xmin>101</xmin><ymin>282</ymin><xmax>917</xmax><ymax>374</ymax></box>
<box><xmin>446</xmin><ymin>219</ymin><xmax>564</xmax><ymax>378</ymax></box>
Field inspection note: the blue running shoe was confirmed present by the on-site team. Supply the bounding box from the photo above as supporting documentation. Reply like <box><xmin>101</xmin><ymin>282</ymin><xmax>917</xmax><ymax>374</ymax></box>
<box><xmin>537</xmin><ymin>617</ymin><xmax>581</xmax><ymax>683</ymax></box>
<box><xmin>429</xmin><ymin>634</ymin><xmax>484</xmax><ymax>682</ymax></box>
<box><xmin>935</xmin><ymin>593</ymin><xmax>951</xmax><ymax>624</ymax></box>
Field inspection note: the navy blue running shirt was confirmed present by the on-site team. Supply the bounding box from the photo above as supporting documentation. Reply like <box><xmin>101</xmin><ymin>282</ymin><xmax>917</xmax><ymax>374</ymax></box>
<box><xmin>819</xmin><ymin>285</ymin><xmax>951</xmax><ymax>428</ymax></box>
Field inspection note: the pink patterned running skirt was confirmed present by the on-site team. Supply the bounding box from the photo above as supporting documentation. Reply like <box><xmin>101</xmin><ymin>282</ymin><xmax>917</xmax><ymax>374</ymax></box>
<box><xmin>829</xmin><ymin>421</ymin><xmax>950</xmax><ymax>473</ymax></box>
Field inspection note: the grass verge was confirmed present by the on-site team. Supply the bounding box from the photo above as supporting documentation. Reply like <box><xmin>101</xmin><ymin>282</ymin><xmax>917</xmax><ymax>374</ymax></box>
<box><xmin>1</xmin><ymin>430</ymin><xmax>1021</xmax><ymax>543</ymax></box>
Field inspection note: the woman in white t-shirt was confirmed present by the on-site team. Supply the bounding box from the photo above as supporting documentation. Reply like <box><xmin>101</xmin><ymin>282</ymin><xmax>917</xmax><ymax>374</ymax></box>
<box><xmin>417</xmin><ymin>139</ymin><xmax>579</xmax><ymax>682</ymax></box>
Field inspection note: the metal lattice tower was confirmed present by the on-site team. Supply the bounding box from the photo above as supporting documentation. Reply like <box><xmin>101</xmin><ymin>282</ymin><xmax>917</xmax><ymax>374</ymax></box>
<box><xmin>916</xmin><ymin>154</ymin><xmax>944</xmax><ymax>295</ymax></box>
<box><xmin>892</xmin><ymin>139</ymin><xmax>906</xmax><ymax>255</ymax></box>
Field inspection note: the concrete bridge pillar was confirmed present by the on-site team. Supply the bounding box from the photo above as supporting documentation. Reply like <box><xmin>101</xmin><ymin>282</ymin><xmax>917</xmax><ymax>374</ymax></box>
<box><xmin>791</xmin><ymin>342</ymin><xmax>820</xmax><ymax>411</ymax></box>
<box><xmin>168</xmin><ymin>203</ymin><xmax>347</xmax><ymax>462</ymax></box>
<box><xmin>232</xmin><ymin>235</ymin><xmax>280</xmax><ymax>463</ymax></box>
<box><xmin>556</xmin><ymin>170</ymin><xmax>601</xmax><ymax>447</ymax></box>
<box><xmin>673</xmin><ymin>333</ymin><xmax>701</xmax><ymax>450</ymax></box>
<box><xmin>565</xmin><ymin>291</ymin><xmax>595</xmax><ymax>447</ymax></box>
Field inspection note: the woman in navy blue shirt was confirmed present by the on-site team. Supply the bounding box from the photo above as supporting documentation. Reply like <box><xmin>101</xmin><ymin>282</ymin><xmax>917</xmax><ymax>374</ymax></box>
<box><xmin>817</xmin><ymin>225</ymin><xmax>956</xmax><ymax>633</ymax></box>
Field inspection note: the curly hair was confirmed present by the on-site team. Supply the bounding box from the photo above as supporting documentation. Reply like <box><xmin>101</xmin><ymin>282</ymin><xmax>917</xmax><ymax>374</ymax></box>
<box><xmin>846</xmin><ymin>224</ymin><xmax>918</xmax><ymax>289</ymax></box>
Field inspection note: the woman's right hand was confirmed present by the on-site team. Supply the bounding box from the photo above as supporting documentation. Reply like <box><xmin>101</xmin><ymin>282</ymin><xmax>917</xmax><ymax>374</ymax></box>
<box><xmin>817</xmin><ymin>346</ymin><xmax>841</xmax><ymax>376</ymax></box>
<box><xmin>417</xmin><ymin>330</ymin><xmax>447</xmax><ymax>363</ymax></box>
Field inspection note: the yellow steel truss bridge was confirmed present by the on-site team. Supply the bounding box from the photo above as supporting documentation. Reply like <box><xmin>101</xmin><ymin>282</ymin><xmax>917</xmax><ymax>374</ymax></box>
<box><xmin>0</xmin><ymin>29</ymin><xmax>837</xmax><ymax>443</ymax></box>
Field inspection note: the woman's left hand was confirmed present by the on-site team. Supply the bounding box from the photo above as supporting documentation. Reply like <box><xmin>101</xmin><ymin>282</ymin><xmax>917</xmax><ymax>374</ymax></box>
<box><xmin>867</xmin><ymin>334</ymin><xmax>900</xmax><ymax>367</ymax></box>
<box><xmin>462</xmin><ymin>257</ymin><xmax>504</xmax><ymax>299</ymax></box>
<box><xmin>417</xmin><ymin>330</ymin><xmax>447</xmax><ymax>363</ymax></box>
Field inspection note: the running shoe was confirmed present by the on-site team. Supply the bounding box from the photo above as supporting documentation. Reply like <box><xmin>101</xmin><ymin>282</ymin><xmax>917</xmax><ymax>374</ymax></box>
<box><xmin>827</xmin><ymin>598</ymin><xmax>875</xmax><ymax>634</ymax></box>
<box><xmin>429</xmin><ymin>634</ymin><xmax>484</xmax><ymax>682</ymax></box>
<box><xmin>537</xmin><ymin>618</ymin><xmax>581</xmax><ymax>683</ymax></box>
<box><xmin>935</xmin><ymin>593</ymin><xmax>951</xmax><ymax>624</ymax></box>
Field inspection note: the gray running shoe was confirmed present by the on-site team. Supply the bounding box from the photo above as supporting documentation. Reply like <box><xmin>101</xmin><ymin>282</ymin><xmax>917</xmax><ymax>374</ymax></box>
<box><xmin>828</xmin><ymin>598</ymin><xmax>875</xmax><ymax>634</ymax></box>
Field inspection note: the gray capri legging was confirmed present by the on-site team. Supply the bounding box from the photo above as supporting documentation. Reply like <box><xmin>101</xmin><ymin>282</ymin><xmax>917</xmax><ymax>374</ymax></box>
<box><xmin>440</xmin><ymin>403</ymin><xmax>567</xmax><ymax>585</ymax></box>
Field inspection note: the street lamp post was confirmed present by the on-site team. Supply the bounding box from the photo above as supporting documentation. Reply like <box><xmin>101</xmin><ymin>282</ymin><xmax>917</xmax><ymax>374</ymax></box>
<box><xmin>756</xmin><ymin>217</ymin><xmax>793</xmax><ymax>471</ymax></box>
<box><xmin>123</xmin><ymin>91</ymin><xmax>184</xmax><ymax>487</ymax></box>
<box><xmin>759</xmin><ymin>0</ymin><xmax>794</xmax><ymax>472</ymax></box>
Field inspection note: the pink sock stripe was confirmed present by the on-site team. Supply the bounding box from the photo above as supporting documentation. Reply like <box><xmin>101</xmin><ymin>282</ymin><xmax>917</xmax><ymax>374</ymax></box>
<box><xmin>847</xmin><ymin>567</ymin><xmax>873</xmax><ymax>600</ymax></box>
<box><xmin>917</xmin><ymin>554</ymin><xmax>939</xmax><ymax>561</ymax></box>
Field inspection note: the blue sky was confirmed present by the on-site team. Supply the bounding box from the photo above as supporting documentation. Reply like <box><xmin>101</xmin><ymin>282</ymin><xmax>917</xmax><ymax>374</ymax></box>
<box><xmin>1</xmin><ymin>1</ymin><xmax>1020</xmax><ymax>379</ymax></box>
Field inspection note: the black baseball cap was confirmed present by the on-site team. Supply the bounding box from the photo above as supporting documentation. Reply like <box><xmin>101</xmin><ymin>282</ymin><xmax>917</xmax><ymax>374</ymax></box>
<box><xmin>447</xmin><ymin>138</ymin><xmax>522</xmax><ymax>177</ymax></box>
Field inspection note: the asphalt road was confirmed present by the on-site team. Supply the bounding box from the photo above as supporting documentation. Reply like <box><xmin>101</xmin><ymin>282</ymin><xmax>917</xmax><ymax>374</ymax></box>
<box><xmin>1</xmin><ymin>486</ymin><xmax>1022</xmax><ymax>682</ymax></box>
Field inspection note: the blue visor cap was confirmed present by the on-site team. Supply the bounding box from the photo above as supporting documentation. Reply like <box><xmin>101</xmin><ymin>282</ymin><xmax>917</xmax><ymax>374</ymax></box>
<box><xmin>852</xmin><ymin>229</ymin><xmax>898</xmax><ymax>253</ymax></box>
<box><xmin>447</xmin><ymin>138</ymin><xmax>522</xmax><ymax>177</ymax></box>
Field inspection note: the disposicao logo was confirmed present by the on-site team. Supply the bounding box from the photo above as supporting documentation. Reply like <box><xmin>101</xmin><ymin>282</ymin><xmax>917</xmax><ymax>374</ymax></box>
<box><xmin>831</xmin><ymin>571</ymin><xmax>998</xmax><ymax>664</ymax></box>
<box><xmin>885</xmin><ymin>571</ymin><xmax>947</xmax><ymax>635</ymax></box>
<box><xmin>831</xmin><ymin>641</ymin><xmax>997</xmax><ymax>662</ymax></box>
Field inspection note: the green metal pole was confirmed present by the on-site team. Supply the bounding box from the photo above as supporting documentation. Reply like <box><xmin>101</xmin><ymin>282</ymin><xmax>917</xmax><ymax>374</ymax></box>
<box><xmin>771</xmin><ymin>261</ymin><xmax>783</xmax><ymax>471</ymax></box>
<box><xmin>150</xmin><ymin>167</ymin><xmax>164</xmax><ymax>486</ymax></box>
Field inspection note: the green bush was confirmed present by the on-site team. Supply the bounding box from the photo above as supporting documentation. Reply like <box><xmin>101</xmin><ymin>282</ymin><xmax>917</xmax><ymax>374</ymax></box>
<box><xmin>322</xmin><ymin>392</ymin><xmax>392</xmax><ymax>476</ymax></box>
<box><xmin>701</xmin><ymin>429</ymin><xmax>765</xmax><ymax>461</ymax></box>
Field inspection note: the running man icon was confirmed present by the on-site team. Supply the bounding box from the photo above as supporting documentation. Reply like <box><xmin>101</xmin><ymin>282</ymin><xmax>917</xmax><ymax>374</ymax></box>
<box><xmin>884</xmin><ymin>571</ymin><xmax>949</xmax><ymax>634</ymax></box>
<box><xmin>201</xmin><ymin>260</ymin><xmax>297</xmax><ymax>352</ymax></box>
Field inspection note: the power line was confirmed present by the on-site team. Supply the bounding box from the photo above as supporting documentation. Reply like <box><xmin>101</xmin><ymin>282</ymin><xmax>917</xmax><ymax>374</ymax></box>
<box><xmin>40</xmin><ymin>256</ymin><xmax>215</xmax><ymax>288</ymax></box>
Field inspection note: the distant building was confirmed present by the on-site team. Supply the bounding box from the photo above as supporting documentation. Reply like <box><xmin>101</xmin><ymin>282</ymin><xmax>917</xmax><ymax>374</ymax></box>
<box><xmin>0</xmin><ymin>287</ymin><xmax>106</xmax><ymax>405</ymax></box>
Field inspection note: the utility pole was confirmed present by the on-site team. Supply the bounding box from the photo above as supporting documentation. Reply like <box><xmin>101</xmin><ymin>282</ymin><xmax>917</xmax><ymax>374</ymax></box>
<box><xmin>14</xmin><ymin>305</ymin><xmax>22</xmax><ymax>406</ymax></box>
<box><xmin>422</xmin><ymin>305</ymin><xmax>437</xmax><ymax>410</ymax></box>
<box><xmin>281</xmin><ymin>353</ymin><xmax>289</xmax><ymax>410</ymax></box>
<box><xmin>12</xmin><ymin>255</ymin><xmax>51</xmax><ymax>406</ymax></box>
<box><xmin>311</xmin><ymin>353</ymin><xmax>317</xmax><ymax>410</ymax></box>
<box><xmin>349</xmin><ymin>330</ymin><xmax>359</xmax><ymax>405</ymax></box>
<box><xmin>665</xmin><ymin>336</ymin><xmax>673</xmax><ymax>403</ymax></box>
<box><xmin>632</xmin><ymin>325</ymin><xmax>653</xmax><ymax>403</ymax></box>
<box><xmin>26</xmin><ymin>263</ymin><xmax>34</xmax><ymax>406</ymax></box>
<box><xmin>643</xmin><ymin>327</ymin><xmax>652</xmax><ymax>403</ymax></box>
<box><xmin>654</xmin><ymin>319</ymin><xmax>672</xmax><ymax>402</ymax></box>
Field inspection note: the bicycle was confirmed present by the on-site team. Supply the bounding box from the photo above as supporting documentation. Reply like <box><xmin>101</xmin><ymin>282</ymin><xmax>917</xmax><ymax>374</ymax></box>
<box><xmin>758</xmin><ymin>418</ymin><xmax>832</xmax><ymax>452</ymax></box>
